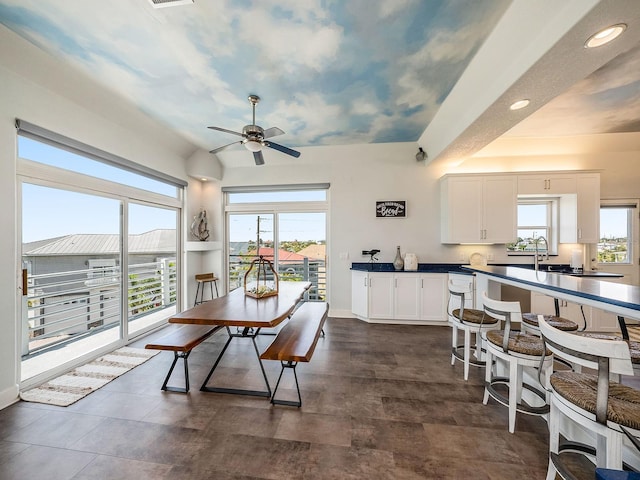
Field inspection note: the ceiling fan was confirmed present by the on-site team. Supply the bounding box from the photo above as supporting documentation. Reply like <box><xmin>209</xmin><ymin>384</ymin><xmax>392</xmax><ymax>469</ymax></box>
<box><xmin>208</xmin><ymin>95</ymin><xmax>301</xmax><ymax>165</ymax></box>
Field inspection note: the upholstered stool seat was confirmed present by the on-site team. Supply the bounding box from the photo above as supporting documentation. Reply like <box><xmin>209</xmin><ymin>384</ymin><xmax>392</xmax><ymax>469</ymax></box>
<box><xmin>522</xmin><ymin>313</ymin><xmax>579</xmax><ymax>332</ymax></box>
<box><xmin>453</xmin><ymin>307</ymin><xmax>495</xmax><ymax>325</ymax></box>
<box><xmin>550</xmin><ymin>372</ymin><xmax>640</xmax><ymax>430</ymax></box>
<box><xmin>486</xmin><ymin>330</ymin><xmax>552</xmax><ymax>357</ymax></box>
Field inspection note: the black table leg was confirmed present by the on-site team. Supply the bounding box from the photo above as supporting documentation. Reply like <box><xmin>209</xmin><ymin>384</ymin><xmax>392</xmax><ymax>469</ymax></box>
<box><xmin>200</xmin><ymin>326</ymin><xmax>272</xmax><ymax>398</ymax></box>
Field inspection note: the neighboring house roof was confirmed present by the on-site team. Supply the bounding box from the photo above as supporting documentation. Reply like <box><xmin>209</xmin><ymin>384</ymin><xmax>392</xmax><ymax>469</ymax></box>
<box><xmin>229</xmin><ymin>241</ymin><xmax>250</xmax><ymax>254</ymax></box>
<box><xmin>23</xmin><ymin>230</ymin><xmax>176</xmax><ymax>256</ymax></box>
<box><xmin>297</xmin><ymin>244</ymin><xmax>326</xmax><ymax>261</ymax></box>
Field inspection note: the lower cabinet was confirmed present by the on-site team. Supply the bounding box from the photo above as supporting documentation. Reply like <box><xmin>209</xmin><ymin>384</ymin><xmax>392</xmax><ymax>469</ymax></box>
<box><xmin>351</xmin><ymin>271</ymin><xmax>450</xmax><ymax>323</ymax></box>
<box><xmin>530</xmin><ymin>292</ymin><xmax>591</xmax><ymax>330</ymax></box>
<box><xmin>530</xmin><ymin>291</ymin><xmax>623</xmax><ymax>332</ymax></box>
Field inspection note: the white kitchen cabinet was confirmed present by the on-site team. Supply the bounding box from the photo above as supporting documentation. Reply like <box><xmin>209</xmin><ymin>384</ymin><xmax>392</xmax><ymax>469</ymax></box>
<box><xmin>517</xmin><ymin>173</ymin><xmax>577</xmax><ymax>195</ymax></box>
<box><xmin>576</xmin><ymin>173</ymin><xmax>600</xmax><ymax>244</ymax></box>
<box><xmin>441</xmin><ymin>174</ymin><xmax>517</xmax><ymax>244</ymax></box>
<box><xmin>395</xmin><ymin>274</ymin><xmax>421</xmax><ymax>320</ymax></box>
<box><xmin>518</xmin><ymin>172</ymin><xmax>600</xmax><ymax>245</ymax></box>
<box><xmin>351</xmin><ymin>271</ymin><xmax>448</xmax><ymax>323</ymax></box>
<box><xmin>588</xmin><ymin>307</ymin><xmax>621</xmax><ymax>333</ymax></box>
<box><xmin>530</xmin><ymin>291</ymin><xmax>590</xmax><ymax>330</ymax></box>
<box><xmin>419</xmin><ymin>274</ymin><xmax>447</xmax><ymax>321</ymax></box>
<box><xmin>351</xmin><ymin>270</ymin><xmax>369</xmax><ymax>318</ymax></box>
<box><xmin>368</xmin><ymin>272</ymin><xmax>394</xmax><ymax>319</ymax></box>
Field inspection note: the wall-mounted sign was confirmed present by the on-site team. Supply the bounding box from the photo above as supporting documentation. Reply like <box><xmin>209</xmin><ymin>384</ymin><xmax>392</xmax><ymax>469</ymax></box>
<box><xmin>376</xmin><ymin>201</ymin><xmax>406</xmax><ymax>218</ymax></box>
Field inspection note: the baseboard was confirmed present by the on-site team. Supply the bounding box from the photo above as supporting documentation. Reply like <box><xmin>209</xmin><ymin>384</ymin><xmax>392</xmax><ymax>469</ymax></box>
<box><xmin>329</xmin><ymin>309</ymin><xmax>355</xmax><ymax>319</ymax></box>
<box><xmin>0</xmin><ymin>384</ymin><xmax>19</xmax><ymax>411</ymax></box>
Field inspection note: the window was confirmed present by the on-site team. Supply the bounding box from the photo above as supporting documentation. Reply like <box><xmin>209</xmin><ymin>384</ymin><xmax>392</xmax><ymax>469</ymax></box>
<box><xmin>18</xmin><ymin>122</ymin><xmax>183</xmax><ymax>383</ymax></box>
<box><xmin>598</xmin><ymin>204</ymin><xmax>635</xmax><ymax>264</ymax></box>
<box><xmin>224</xmin><ymin>185</ymin><xmax>328</xmax><ymax>301</ymax></box>
<box><xmin>507</xmin><ymin>200</ymin><xmax>557</xmax><ymax>254</ymax></box>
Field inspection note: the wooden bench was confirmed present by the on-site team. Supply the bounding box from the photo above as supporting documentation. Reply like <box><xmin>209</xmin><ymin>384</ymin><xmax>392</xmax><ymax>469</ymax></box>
<box><xmin>260</xmin><ymin>302</ymin><xmax>329</xmax><ymax>407</ymax></box>
<box><xmin>145</xmin><ymin>324</ymin><xmax>222</xmax><ymax>393</ymax></box>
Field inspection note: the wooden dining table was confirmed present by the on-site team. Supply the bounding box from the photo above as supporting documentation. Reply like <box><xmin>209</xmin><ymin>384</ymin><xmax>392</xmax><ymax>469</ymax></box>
<box><xmin>169</xmin><ymin>281</ymin><xmax>311</xmax><ymax>397</ymax></box>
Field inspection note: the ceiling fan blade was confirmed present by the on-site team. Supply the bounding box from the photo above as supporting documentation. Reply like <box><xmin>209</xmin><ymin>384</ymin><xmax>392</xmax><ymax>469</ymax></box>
<box><xmin>253</xmin><ymin>151</ymin><xmax>265</xmax><ymax>166</ymax></box>
<box><xmin>263</xmin><ymin>127</ymin><xmax>285</xmax><ymax>139</ymax></box>
<box><xmin>265</xmin><ymin>141</ymin><xmax>301</xmax><ymax>158</ymax></box>
<box><xmin>207</xmin><ymin>126</ymin><xmax>245</xmax><ymax>137</ymax></box>
<box><xmin>209</xmin><ymin>140</ymin><xmax>242</xmax><ymax>154</ymax></box>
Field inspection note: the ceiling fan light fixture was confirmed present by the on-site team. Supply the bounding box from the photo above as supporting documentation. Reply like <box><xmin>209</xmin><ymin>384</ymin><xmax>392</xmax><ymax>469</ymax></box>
<box><xmin>585</xmin><ymin>23</ymin><xmax>626</xmax><ymax>48</ymax></box>
<box><xmin>509</xmin><ymin>99</ymin><xmax>530</xmax><ymax>111</ymax></box>
<box><xmin>244</xmin><ymin>139</ymin><xmax>263</xmax><ymax>152</ymax></box>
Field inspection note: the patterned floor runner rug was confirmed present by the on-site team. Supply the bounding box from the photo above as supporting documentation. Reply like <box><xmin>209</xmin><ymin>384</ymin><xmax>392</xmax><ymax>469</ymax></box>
<box><xmin>20</xmin><ymin>347</ymin><xmax>159</xmax><ymax>407</ymax></box>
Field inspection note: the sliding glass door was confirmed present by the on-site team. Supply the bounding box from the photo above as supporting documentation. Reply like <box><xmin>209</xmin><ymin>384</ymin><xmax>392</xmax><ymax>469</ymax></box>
<box><xmin>127</xmin><ymin>202</ymin><xmax>178</xmax><ymax>336</ymax></box>
<box><xmin>17</xmin><ymin>127</ymin><xmax>184</xmax><ymax>384</ymax></box>
<box><xmin>21</xmin><ymin>183</ymin><xmax>122</xmax><ymax>380</ymax></box>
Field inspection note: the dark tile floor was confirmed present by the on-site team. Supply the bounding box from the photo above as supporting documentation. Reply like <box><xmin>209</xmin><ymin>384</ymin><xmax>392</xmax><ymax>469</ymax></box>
<box><xmin>0</xmin><ymin>318</ymin><xmax>597</xmax><ymax>479</ymax></box>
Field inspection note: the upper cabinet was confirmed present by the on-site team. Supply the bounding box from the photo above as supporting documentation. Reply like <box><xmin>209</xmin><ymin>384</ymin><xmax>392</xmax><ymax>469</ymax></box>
<box><xmin>575</xmin><ymin>173</ymin><xmax>600</xmax><ymax>244</ymax></box>
<box><xmin>518</xmin><ymin>172</ymin><xmax>600</xmax><ymax>244</ymax></box>
<box><xmin>441</xmin><ymin>171</ymin><xmax>600</xmax><ymax>245</ymax></box>
<box><xmin>440</xmin><ymin>175</ymin><xmax>517</xmax><ymax>244</ymax></box>
<box><xmin>517</xmin><ymin>173</ymin><xmax>577</xmax><ymax>195</ymax></box>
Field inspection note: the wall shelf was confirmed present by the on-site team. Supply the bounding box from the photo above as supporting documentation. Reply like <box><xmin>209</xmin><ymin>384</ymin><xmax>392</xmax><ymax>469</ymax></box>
<box><xmin>185</xmin><ymin>241</ymin><xmax>222</xmax><ymax>252</ymax></box>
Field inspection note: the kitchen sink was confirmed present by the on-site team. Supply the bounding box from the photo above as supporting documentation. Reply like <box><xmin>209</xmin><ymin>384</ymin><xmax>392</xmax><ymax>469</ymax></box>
<box><xmin>542</xmin><ymin>266</ymin><xmax>623</xmax><ymax>278</ymax></box>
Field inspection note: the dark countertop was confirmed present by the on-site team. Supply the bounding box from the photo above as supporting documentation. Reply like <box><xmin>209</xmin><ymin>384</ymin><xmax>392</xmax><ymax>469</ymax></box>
<box><xmin>351</xmin><ymin>262</ymin><xmax>472</xmax><ymax>274</ymax></box>
<box><xmin>464</xmin><ymin>265</ymin><xmax>640</xmax><ymax>315</ymax></box>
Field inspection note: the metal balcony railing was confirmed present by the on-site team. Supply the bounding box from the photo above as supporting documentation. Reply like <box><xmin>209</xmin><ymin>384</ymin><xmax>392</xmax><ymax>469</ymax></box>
<box><xmin>23</xmin><ymin>259</ymin><xmax>176</xmax><ymax>356</ymax></box>
<box><xmin>228</xmin><ymin>255</ymin><xmax>326</xmax><ymax>301</ymax></box>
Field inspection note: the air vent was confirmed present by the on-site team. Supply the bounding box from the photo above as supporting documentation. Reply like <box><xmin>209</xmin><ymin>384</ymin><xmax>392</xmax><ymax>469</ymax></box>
<box><xmin>147</xmin><ymin>0</ymin><xmax>194</xmax><ymax>8</ymax></box>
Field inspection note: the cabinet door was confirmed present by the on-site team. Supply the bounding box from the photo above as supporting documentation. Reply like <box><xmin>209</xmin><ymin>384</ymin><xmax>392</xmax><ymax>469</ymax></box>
<box><xmin>590</xmin><ymin>307</ymin><xmax>621</xmax><ymax>333</ymax></box>
<box><xmin>351</xmin><ymin>271</ymin><xmax>369</xmax><ymax>318</ymax></box>
<box><xmin>483</xmin><ymin>176</ymin><xmax>517</xmax><ymax>243</ymax></box>
<box><xmin>420</xmin><ymin>274</ymin><xmax>447</xmax><ymax>321</ymax></box>
<box><xmin>576</xmin><ymin>174</ymin><xmax>600</xmax><ymax>244</ymax></box>
<box><xmin>530</xmin><ymin>292</ymin><xmax>590</xmax><ymax>330</ymax></box>
<box><xmin>518</xmin><ymin>174</ymin><xmax>576</xmax><ymax>194</ymax></box>
<box><xmin>394</xmin><ymin>274</ymin><xmax>421</xmax><ymax>320</ymax></box>
<box><xmin>441</xmin><ymin>176</ymin><xmax>483</xmax><ymax>243</ymax></box>
<box><xmin>368</xmin><ymin>272</ymin><xmax>394</xmax><ymax>319</ymax></box>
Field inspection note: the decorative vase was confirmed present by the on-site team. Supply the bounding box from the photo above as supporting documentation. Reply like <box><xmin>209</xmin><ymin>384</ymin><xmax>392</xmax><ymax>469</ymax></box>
<box><xmin>393</xmin><ymin>246</ymin><xmax>404</xmax><ymax>271</ymax></box>
<box><xmin>244</xmin><ymin>255</ymin><xmax>279</xmax><ymax>299</ymax></box>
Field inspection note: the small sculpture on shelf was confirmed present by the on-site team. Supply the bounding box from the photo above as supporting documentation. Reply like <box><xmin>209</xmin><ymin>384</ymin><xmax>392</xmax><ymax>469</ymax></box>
<box><xmin>244</xmin><ymin>255</ymin><xmax>279</xmax><ymax>298</ymax></box>
<box><xmin>190</xmin><ymin>208</ymin><xmax>210</xmax><ymax>241</ymax></box>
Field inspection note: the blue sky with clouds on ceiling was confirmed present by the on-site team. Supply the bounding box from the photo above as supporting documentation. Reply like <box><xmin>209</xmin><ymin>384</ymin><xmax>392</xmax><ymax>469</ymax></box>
<box><xmin>0</xmin><ymin>0</ymin><xmax>510</xmax><ymax>149</ymax></box>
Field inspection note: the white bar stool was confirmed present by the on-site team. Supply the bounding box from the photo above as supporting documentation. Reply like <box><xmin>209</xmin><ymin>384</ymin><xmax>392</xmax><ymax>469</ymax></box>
<box><xmin>482</xmin><ymin>292</ymin><xmax>553</xmax><ymax>433</ymax></box>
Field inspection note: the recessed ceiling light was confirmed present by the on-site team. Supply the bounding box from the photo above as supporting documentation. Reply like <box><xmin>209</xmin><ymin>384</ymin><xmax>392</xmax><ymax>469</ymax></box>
<box><xmin>585</xmin><ymin>23</ymin><xmax>626</xmax><ymax>48</ymax></box>
<box><xmin>509</xmin><ymin>99</ymin><xmax>530</xmax><ymax>111</ymax></box>
<box><xmin>201</xmin><ymin>178</ymin><xmax>207</xmax><ymax>182</ymax></box>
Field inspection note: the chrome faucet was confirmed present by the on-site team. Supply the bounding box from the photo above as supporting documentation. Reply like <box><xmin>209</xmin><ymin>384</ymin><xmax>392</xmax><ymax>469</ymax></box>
<box><xmin>533</xmin><ymin>236</ymin><xmax>549</xmax><ymax>271</ymax></box>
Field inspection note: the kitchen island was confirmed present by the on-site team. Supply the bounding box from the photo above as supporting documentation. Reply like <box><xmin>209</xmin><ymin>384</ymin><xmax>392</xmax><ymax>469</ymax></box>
<box><xmin>464</xmin><ymin>265</ymin><xmax>640</xmax><ymax>336</ymax></box>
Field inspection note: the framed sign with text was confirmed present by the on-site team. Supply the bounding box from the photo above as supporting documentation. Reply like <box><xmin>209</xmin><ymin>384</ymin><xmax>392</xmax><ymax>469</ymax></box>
<box><xmin>376</xmin><ymin>201</ymin><xmax>406</xmax><ymax>218</ymax></box>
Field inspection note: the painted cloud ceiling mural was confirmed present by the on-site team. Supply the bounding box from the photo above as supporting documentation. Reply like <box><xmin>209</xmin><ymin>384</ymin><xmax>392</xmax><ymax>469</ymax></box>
<box><xmin>0</xmin><ymin>0</ymin><xmax>511</xmax><ymax>150</ymax></box>
<box><xmin>3</xmin><ymin>0</ymin><xmax>639</xmax><ymax>156</ymax></box>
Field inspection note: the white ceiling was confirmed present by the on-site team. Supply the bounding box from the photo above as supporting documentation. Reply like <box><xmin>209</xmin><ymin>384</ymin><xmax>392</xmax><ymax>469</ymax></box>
<box><xmin>1</xmin><ymin>0</ymin><xmax>639</xmax><ymax>165</ymax></box>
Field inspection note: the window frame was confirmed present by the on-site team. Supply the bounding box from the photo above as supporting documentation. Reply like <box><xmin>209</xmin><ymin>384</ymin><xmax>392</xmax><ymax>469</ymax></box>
<box><xmin>507</xmin><ymin>198</ymin><xmax>558</xmax><ymax>255</ymax></box>
<box><xmin>597</xmin><ymin>201</ymin><xmax>637</xmax><ymax>265</ymax></box>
